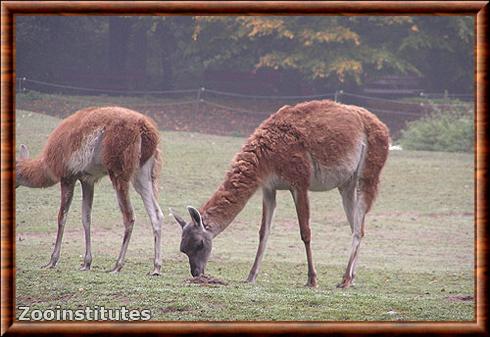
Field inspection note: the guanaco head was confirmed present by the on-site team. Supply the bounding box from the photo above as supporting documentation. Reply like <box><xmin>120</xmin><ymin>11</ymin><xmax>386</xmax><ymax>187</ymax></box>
<box><xmin>15</xmin><ymin>144</ymin><xmax>30</xmax><ymax>188</ymax></box>
<box><xmin>170</xmin><ymin>206</ymin><xmax>213</xmax><ymax>277</ymax></box>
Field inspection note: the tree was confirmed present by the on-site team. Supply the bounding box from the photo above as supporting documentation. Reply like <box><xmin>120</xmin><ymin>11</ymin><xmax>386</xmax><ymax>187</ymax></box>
<box><xmin>191</xmin><ymin>16</ymin><xmax>474</xmax><ymax>93</ymax></box>
<box><xmin>398</xmin><ymin>16</ymin><xmax>474</xmax><ymax>93</ymax></box>
<box><xmin>15</xmin><ymin>16</ymin><xmax>474</xmax><ymax>94</ymax></box>
<box><xmin>107</xmin><ymin>17</ymin><xmax>131</xmax><ymax>89</ymax></box>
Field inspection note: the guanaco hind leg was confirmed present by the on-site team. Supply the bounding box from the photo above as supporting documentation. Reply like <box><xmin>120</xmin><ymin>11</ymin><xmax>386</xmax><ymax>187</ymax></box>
<box><xmin>338</xmin><ymin>179</ymin><xmax>367</xmax><ymax>288</ymax></box>
<box><xmin>132</xmin><ymin>158</ymin><xmax>164</xmax><ymax>276</ymax></box>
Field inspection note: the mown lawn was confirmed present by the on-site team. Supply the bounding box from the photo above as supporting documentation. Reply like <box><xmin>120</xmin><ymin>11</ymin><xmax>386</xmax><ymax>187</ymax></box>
<box><xmin>15</xmin><ymin>110</ymin><xmax>474</xmax><ymax>321</ymax></box>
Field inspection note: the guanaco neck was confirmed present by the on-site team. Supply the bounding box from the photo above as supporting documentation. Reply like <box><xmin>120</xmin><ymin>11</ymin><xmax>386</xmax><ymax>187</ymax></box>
<box><xmin>17</xmin><ymin>157</ymin><xmax>58</xmax><ymax>188</ymax></box>
<box><xmin>200</xmin><ymin>150</ymin><xmax>263</xmax><ymax>237</ymax></box>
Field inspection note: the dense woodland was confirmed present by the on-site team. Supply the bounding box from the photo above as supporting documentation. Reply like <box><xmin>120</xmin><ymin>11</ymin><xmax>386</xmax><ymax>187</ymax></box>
<box><xmin>16</xmin><ymin>16</ymin><xmax>473</xmax><ymax>95</ymax></box>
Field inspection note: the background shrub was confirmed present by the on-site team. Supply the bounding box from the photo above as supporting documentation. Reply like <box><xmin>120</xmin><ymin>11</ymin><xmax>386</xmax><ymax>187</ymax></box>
<box><xmin>399</xmin><ymin>100</ymin><xmax>474</xmax><ymax>152</ymax></box>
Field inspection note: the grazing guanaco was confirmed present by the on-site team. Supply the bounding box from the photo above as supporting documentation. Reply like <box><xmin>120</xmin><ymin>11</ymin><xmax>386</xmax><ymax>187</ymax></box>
<box><xmin>16</xmin><ymin>107</ymin><xmax>164</xmax><ymax>275</ymax></box>
<box><xmin>171</xmin><ymin>100</ymin><xmax>389</xmax><ymax>288</ymax></box>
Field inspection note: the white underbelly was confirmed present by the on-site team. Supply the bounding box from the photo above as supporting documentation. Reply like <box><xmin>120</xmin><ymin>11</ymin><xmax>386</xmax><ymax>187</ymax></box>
<box><xmin>79</xmin><ymin>164</ymin><xmax>108</xmax><ymax>183</ymax></box>
<box><xmin>308</xmin><ymin>162</ymin><xmax>356</xmax><ymax>191</ymax></box>
<box><xmin>263</xmin><ymin>162</ymin><xmax>357</xmax><ymax>192</ymax></box>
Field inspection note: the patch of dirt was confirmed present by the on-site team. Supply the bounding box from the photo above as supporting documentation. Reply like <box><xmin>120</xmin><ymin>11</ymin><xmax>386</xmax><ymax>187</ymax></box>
<box><xmin>17</xmin><ymin>292</ymin><xmax>74</xmax><ymax>306</ymax></box>
<box><xmin>16</xmin><ymin>295</ymin><xmax>43</xmax><ymax>306</ymax></box>
<box><xmin>113</xmin><ymin>293</ymin><xmax>131</xmax><ymax>305</ymax></box>
<box><xmin>375</xmin><ymin>211</ymin><xmax>473</xmax><ymax>219</ymax></box>
<box><xmin>446</xmin><ymin>295</ymin><xmax>474</xmax><ymax>302</ymax></box>
<box><xmin>425</xmin><ymin>211</ymin><xmax>473</xmax><ymax>218</ymax></box>
<box><xmin>185</xmin><ymin>274</ymin><xmax>228</xmax><ymax>286</ymax></box>
<box><xmin>160</xmin><ymin>306</ymin><xmax>190</xmax><ymax>314</ymax></box>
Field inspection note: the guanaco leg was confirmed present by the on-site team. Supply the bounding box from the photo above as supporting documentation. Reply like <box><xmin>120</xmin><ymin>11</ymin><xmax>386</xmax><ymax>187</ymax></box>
<box><xmin>246</xmin><ymin>187</ymin><xmax>277</xmax><ymax>283</ymax></box>
<box><xmin>80</xmin><ymin>180</ymin><xmax>94</xmax><ymax>271</ymax></box>
<box><xmin>337</xmin><ymin>178</ymin><xmax>367</xmax><ymax>288</ymax></box>
<box><xmin>42</xmin><ymin>178</ymin><xmax>76</xmax><ymax>269</ymax></box>
<box><xmin>132</xmin><ymin>158</ymin><xmax>164</xmax><ymax>276</ymax></box>
<box><xmin>291</xmin><ymin>188</ymin><xmax>318</xmax><ymax>288</ymax></box>
<box><xmin>109</xmin><ymin>177</ymin><xmax>135</xmax><ymax>273</ymax></box>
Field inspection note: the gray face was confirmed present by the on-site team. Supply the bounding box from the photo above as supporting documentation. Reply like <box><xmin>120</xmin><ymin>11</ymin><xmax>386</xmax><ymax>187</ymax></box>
<box><xmin>171</xmin><ymin>206</ymin><xmax>213</xmax><ymax>277</ymax></box>
<box><xmin>180</xmin><ymin>224</ymin><xmax>212</xmax><ymax>277</ymax></box>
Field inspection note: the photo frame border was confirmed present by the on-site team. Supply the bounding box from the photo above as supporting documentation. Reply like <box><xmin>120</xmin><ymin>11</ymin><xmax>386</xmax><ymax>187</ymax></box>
<box><xmin>1</xmin><ymin>1</ymin><xmax>487</xmax><ymax>335</ymax></box>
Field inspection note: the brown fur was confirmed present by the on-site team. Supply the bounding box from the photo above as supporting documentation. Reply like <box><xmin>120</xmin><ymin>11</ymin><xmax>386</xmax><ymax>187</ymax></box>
<box><xmin>175</xmin><ymin>99</ymin><xmax>389</xmax><ymax>287</ymax></box>
<box><xmin>15</xmin><ymin>157</ymin><xmax>58</xmax><ymax>188</ymax></box>
<box><xmin>200</xmin><ymin>145</ymin><xmax>262</xmax><ymax>231</ymax></box>
<box><xmin>17</xmin><ymin>106</ymin><xmax>161</xmax><ymax>187</ymax></box>
<box><xmin>200</xmin><ymin>100</ymin><xmax>389</xmax><ymax>236</ymax></box>
<box><xmin>17</xmin><ymin>106</ymin><xmax>164</xmax><ymax>274</ymax></box>
<box><xmin>351</xmin><ymin>106</ymin><xmax>390</xmax><ymax>212</ymax></box>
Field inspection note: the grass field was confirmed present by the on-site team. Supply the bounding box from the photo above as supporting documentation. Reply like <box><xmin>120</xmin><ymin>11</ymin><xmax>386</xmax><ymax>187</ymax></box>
<box><xmin>15</xmin><ymin>110</ymin><xmax>475</xmax><ymax>321</ymax></box>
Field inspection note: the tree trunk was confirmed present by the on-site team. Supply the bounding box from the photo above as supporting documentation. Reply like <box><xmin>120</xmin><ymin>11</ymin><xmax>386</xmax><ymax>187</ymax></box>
<box><xmin>130</xmin><ymin>22</ymin><xmax>148</xmax><ymax>90</ymax></box>
<box><xmin>157</xmin><ymin>21</ymin><xmax>176</xmax><ymax>90</ymax></box>
<box><xmin>107</xmin><ymin>17</ymin><xmax>131</xmax><ymax>90</ymax></box>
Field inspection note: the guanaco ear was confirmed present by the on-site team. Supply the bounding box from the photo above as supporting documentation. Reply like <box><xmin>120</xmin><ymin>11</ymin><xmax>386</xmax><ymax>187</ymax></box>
<box><xmin>187</xmin><ymin>206</ymin><xmax>204</xmax><ymax>231</ymax></box>
<box><xmin>19</xmin><ymin>144</ymin><xmax>29</xmax><ymax>160</ymax></box>
<box><xmin>169</xmin><ymin>208</ymin><xmax>186</xmax><ymax>229</ymax></box>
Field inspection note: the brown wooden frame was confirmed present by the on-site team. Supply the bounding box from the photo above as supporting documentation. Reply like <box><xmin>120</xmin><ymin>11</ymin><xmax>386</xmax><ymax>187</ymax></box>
<box><xmin>1</xmin><ymin>1</ymin><xmax>488</xmax><ymax>335</ymax></box>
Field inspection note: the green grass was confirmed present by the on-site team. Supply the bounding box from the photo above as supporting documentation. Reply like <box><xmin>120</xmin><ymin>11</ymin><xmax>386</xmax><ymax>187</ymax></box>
<box><xmin>15</xmin><ymin>110</ymin><xmax>475</xmax><ymax>321</ymax></box>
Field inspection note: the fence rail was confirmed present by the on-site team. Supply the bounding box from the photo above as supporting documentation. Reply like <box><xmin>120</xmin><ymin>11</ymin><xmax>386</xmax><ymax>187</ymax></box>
<box><xmin>15</xmin><ymin>76</ymin><xmax>474</xmax><ymax>137</ymax></box>
<box><xmin>18</xmin><ymin>78</ymin><xmax>198</xmax><ymax>95</ymax></box>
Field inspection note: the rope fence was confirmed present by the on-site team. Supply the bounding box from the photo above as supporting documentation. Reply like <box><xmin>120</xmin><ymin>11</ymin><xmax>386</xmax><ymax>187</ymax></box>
<box><xmin>16</xmin><ymin>77</ymin><xmax>473</xmax><ymax>104</ymax></box>
<box><xmin>16</xmin><ymin>76</ymin><xmax>474</xmax><ymax>137</ymax></box>
<box><xmin>339</xmin><ymin>91</ymin><xmax>471</xmax><ymax>108</ymax></box>
<box><xmin>201</xmin><ymin>100</ymin><xmax>272</xmax><ymax>116</ymax></box>
<box><xmin>19</xmin><ymin>78</ymin><xmax>198</xmax><ymax>95</ymax></box>
<box><xmin>203</xmin><ymin>88</ymin><xmax>336</xmax><ymax>100</ymax></box>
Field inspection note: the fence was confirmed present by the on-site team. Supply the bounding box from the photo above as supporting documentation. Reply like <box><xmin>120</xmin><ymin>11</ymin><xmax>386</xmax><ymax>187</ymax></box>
<box><xmin>15</xmin><ymin>77</ymin><xmax>474</xmax><ymax>138</ymax></box>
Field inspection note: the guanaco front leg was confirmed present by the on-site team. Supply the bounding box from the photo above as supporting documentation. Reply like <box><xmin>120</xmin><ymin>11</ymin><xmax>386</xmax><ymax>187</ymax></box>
<box><xmin>42</xmin><ymin>178</ymin><xmax>76</xmax><ymax>269</ymax></box>
<box><xmin>80</xmin><ymin>180</ymin><xmax>94</xmax><ymax>271</ymax></box>
<box><xmin>291</xmin><ymin>188</ymin><xmax>318</xmax><ymax>288</ymax></box>
<box><xmin>246</xmin><ymin>187</ymin><xmax>276</xmax><ymax>283</ymax></box>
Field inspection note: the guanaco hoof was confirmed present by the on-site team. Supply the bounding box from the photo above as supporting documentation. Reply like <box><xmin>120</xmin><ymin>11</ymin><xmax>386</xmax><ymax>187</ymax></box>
<box><xmin>108</xmin><ymin>265</ymin><xmax>123</xmax><ymax>274</ymax></box>
<box><xmin>41</xmin><ymin>262</ymin><xmax>57</xmax><ymax>269</ymax></box>
<box><xmin>186</xmin><ymin>274</ymin><xmax>227</xmax><ymax>286</ymax></box>
<box><xmin>336</xmin><ymin>277</ymin><xmax>355</xmax><ymax>289</ymax></box>
<box><xmin>305</xmin><ymin>280</ymin><xmax>318</xmax><ymax>288</ymax></box>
